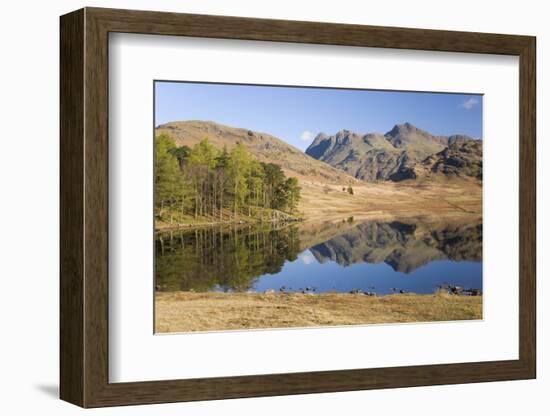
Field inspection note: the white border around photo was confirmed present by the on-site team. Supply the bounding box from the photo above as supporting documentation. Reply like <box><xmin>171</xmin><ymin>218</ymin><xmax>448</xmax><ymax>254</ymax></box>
<box><xmin>108</xmin><ymin>33</ymin><xmax>519</xmax><ymax>383</ymax></box>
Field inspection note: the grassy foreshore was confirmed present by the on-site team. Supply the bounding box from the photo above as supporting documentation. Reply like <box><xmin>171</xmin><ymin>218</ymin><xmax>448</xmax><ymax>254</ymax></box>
<box><xmin>155</xmin><ymin>291</ymin><xmax>482</xmax><ymax>333</ymax></box>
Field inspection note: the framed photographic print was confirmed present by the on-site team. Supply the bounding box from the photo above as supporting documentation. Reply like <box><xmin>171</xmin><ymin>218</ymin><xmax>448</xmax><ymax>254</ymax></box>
<box><xmin>60</xmin><ymin>7</ymin><xmax>536</xmax><ymax>407</ymax></box>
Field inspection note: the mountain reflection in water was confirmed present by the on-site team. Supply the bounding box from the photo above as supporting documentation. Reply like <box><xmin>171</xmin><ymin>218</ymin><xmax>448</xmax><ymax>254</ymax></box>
<box><xmin>155</xmin><ymin>218</ymin><xmax>482</xmax><ymax>295</ymax></box>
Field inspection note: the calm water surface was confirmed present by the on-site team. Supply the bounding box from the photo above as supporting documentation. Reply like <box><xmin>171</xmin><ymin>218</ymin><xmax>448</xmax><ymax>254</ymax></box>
<box><xmin>155</xmin><ymin>218</ymin><xmax>482</xmax><ymax>295</ymax></box>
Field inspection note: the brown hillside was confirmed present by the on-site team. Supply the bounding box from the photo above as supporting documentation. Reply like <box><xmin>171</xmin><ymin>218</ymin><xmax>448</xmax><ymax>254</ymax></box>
<box><xmin>156</xmin><ymin>120</ymin><xmax>359</xmax><ymax>185</ymax></box>
<box><xmin>420</xmin><ymin>140</ymin><xmax>483</xmax><ymax>180</ymax></box>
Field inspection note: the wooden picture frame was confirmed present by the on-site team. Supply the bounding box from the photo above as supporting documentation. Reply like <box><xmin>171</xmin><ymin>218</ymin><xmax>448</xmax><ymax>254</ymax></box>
<box><xmin>60</xmin><ymin>7</ymin><xmax>536</xmax><ymax>408</ymax></box>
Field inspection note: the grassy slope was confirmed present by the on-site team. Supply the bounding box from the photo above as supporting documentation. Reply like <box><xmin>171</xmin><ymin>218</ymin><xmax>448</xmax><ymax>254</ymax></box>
<box><xmin>156</xmin><ymin>291</ymin><xmax>482</xmax><ymax>333</ymax></box>
<box><xmin>298</xmin><ymin>177</ymin><xmax>482</xmax><ymax>221</ymax></box>
<box><xmin>156</xmin><ymin>120</ymin><xmax>358</xmax><ymax>185</ymax></box>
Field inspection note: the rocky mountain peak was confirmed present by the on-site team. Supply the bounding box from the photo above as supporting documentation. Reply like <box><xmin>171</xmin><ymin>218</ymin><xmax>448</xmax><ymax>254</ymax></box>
<box><xmin>305</xmin><ymin>123</ymin><xmax>479</xmax><ymax>182</ymax></box>
<box><xmin>385</xmin><ymin>122</ymin><xmax>418</xmax><ymax>136</ymax></box>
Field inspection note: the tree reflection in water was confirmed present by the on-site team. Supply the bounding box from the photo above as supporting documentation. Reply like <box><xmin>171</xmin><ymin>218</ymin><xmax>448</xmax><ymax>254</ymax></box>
<box><xmin>155</xmin><ymin>218</ymin><xmax>482</xmax><ymax>293</ymax></box>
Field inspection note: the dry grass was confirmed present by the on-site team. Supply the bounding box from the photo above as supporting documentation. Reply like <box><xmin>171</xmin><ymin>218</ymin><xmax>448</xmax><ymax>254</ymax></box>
<box><xmin>298</xmin><ymin>178</ymin><xmax>482</xmax><ymax>222</ymax></box>
<box><xmin>155</xmin><ymin>291</ymin><xmax>482</xmax><ymax>333</ymax></box>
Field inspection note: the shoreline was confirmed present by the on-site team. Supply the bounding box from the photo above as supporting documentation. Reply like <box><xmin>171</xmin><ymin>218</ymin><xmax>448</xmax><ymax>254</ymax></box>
<box><xmin>155</xmin><ymin>291</ymin><xmax>483</xmax><ymax>333</ymax></box>
<box><xmin>155</xmin><ymin>209</ymin><xmax>481</xmax><ymax>233</ymax></box>
<box><xmin>155</xmin><ymin>216</ymin><xmax>303</xmax><ymax>233</ymax></box>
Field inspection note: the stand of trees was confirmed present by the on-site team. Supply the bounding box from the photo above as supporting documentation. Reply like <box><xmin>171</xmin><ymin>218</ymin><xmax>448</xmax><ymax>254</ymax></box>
<box><xmin>155</xmin><ymin>133</ymin><xmax>301</xmax><ymax>222</ymax></box>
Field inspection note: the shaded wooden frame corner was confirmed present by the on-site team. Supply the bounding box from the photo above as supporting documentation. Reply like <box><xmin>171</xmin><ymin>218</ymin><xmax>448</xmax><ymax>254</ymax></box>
<box><xmin>60</xmin><ymin>7</ymin><xmax>536</xmax><ymax>408</ymax></box>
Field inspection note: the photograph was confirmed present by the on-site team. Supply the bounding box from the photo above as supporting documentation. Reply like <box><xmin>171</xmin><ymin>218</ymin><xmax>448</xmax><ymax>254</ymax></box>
<box><xmin>153</xmin><ymin>81</ymin><xmax>483</xmax><ymax>333</ymax></box>
<box><xmin>0</xmin><ymin>1</ymin><xmax>539</xmax><ymax>411</ymax></box>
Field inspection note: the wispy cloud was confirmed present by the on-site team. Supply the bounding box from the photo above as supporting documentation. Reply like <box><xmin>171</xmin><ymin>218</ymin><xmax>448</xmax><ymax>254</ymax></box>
<box><xmin>300</xmin><ymin>130</ymin><xmax>313</xmax><ymax>141</ymax></box>
<box><xmin>461</xmin><ymin>97</ymin><xmax>479</xmax><ymax>110</ymax></box>
<box><xmin>300</xmin><ymin>252</ymin><xmax>315</xmax><ymax>265</ymax></box>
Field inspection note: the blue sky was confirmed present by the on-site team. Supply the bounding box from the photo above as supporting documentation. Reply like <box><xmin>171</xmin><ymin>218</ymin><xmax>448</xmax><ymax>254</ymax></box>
<box><xmin>155</xmin><ymin>81</ymin><xmax>483</xmax><ymax>151</ymax></box>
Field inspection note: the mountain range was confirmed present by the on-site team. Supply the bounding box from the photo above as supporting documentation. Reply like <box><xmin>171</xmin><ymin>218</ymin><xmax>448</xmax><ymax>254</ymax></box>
<box><xmin>156</xmin><ymin>120</ymin><xmax>482</xmax><ymax>184</ymax></box>
<box><xmin>305</xmin><ymin>122</ymin><xmax>482</xmax><ymax>182</ymax></box>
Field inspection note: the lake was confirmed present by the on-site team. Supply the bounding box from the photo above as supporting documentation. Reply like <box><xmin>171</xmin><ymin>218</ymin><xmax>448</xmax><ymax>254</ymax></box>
<box><xmin>155</xmin><ymin>218</ymin><xmax>482</xmax><ymax>295</ymax></box>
